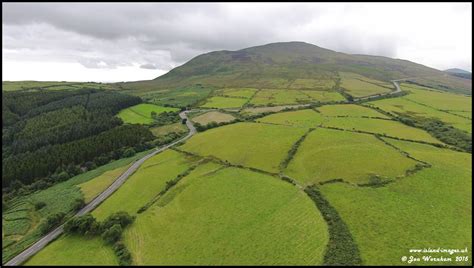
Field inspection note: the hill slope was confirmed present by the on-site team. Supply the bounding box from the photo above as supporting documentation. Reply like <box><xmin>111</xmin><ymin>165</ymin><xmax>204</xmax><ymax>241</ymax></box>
<box><xmin>444</xmin><ymin>68</ymin><xmax>472</xmax><ymax>80</ymax></box>
<box><xmin>120</xmin><ymin>42</ymin><xmax>471</xmax><ymax>94</ymax></box>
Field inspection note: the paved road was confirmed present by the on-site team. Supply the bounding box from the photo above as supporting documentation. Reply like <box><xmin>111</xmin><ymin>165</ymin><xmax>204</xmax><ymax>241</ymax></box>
<box><xmin>353</xmin><ymin>79</ymin><xmax>404</xmax><ymax>102</ymax></box>
<box><xmin>4</xmin><ymin>111</ymin><xmax>195</xmax><ymax>266</ymax></box>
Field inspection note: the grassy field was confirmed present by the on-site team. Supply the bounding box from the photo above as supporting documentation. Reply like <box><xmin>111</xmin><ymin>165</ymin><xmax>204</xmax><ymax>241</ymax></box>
<box><xmin>200</xmin><ymin>96</ymin><xmax>248</xmax><ymax>109</ymax></box>
<box><xmin>137</xmin><ymin>85</ymin><xmax>213</xmax><ymax>108</ymax></box>
<box><xmin>289</xmin><ymin>78</ymin><xmax>335</xmax><ymax>90</ymax></box>
<box><xmin>150</xmin><ymin>122</ymin><xmax>188</xmax><ymax>137</ymax></box>
<box><xmin>191</xmin><ymin>111</ymin><xmax>236</xmax><ymax>125</ymax></box>
<box><xmin>240</xmin><ymin>105</ymin><xmax>306</xmax><ymax>115</ymax></box>
<box><xmin>78</xmin><ymin>164</ymin><xmax>131</xmax><ymax>203</ymax></box>
<box><xmin>322</xmin><ymin>117</ymin><xmax>442</xmax><ymax>144</ymax></box>
<box><xmin>1</xmin><ymin>150</ymin><xmax>152</xmax><ymax>263</ymax></box>
<box><xmin>249</xmin><ymin>89</ymin><xmax>312</xmax><ymax>106</ymax></box>
<box><xmin>317</xmin><ymin>104</ymin><xmax>390</xmax><ymax>118</ymax></box>
<box><xmin>367</xmin><ymin>97</ymin><xmax>472</xmax><ymax>133</ymax></box>
<box><xmin>402</xmin><ymin>83</ymin><xmax>472</xmax><ymax>111</ymax></box>
<box><xmin>285</xmin><ymin>128</ymin><xmax>418</xmax><ymax>185</ymax></box>
<box><xmin>215</xmin><ymin>88</ymin><xmax>258</xmax><ymax>98</ymax></box>
<box><xmin>179</xmin><ymin>122</ymin><xmax>307</xmax><ymax>173</ymax></box>
<box><xmin>117</xmin><ymin>103</ymin><xmax>179</xmax><ymax>125</ymax></box>
<box><xmin>300</xmin><ymin>90</ymin><xmax>346</xmax><ymax>102</ymax></box>
<box><xmin>92</xmin><ymin>150</ymin><xmax>199</xmax><ymax>220</ymax></box>
<box><xmin>257</xmin><ymin>109</ymin><xmax>324</xmax><ymax>128</ymax></box>
<box><xmin>25</xmin><ymin>236</ymin><xmax>117</xmax><ymax>265</ymax></box>
<box><xmin>2</xmin><ymin>81</ymin><xmax>116</xmax><ymax>91</ymax></box>
<box><xmin>339</xmin><ymin>72</ymin><xmax>391</xmax><ymax>97</ymax></box>
<box><xmin>125</xmin><ymin>164</ymin><xmax>329</xmax><ymax>265</ymax></box>
<box><xmin>320</xmin><ymin>140</ymin><xmax>472</xmax><ymax>265</ymax></box>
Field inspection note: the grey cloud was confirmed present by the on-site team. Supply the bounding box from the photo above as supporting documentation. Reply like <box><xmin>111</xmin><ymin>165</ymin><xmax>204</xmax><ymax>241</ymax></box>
<box><xmin>2</xmin><ymin>2</ymin><xmax>471</xmax><ymax>77</ymax></box>
<box><xmin>140</xmin><ymin>63</ymin><xmax>158</xmax><ymax>69</ymax></box>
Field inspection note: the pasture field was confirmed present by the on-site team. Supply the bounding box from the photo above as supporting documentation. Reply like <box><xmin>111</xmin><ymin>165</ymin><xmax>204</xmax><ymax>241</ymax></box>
<box><xmin>2</xmin><ymin>81</ymin><xmax>116</xmax><ymax>91</ymax></box>
<box><xmin>78</xmin><ymin>164</ymin><xmax>131</xmax><ymax>203</ymax></box>
<box><xmin>322</xmin><ymin>117</ymin><xmax>442</xmax><ymax>144</ymax></box>
<box><xmin>367</xmin><ymin>98</ymin><xmax>472</xmax><ymax>133</ymax></box>
<box><xmin>1</xmin><ymin>149</ymin><xmax>152</xmax><ymax>263</ymax></box>
<box><xmin>200</xmin><ymin>96</ymin><xmax>248</xmax><ymax>109</ymax></box>
<box><xmin>140</xmin><ymin>85</ymin><xmax>214</xmax><ymax>107</ymax></box>
<box><xmin>240</xmin><ymin>105</ymin><xmax>306</xmax><ymax>115</ymax></box>
<box><xmin>320</xmin><ymin>140</ymin><xmax>472</xmax><ymax>265</ymax></box>
<box><xmin>317</xmin><ymin>104</ymin><xmax>390</xmax><ymax>118</ymax></box>
<box><xmin>450</xmin><ymin>110</ymin><xmax>472</xmax><ymax>119</ymax></box>
<box><xmin>92</xmin><ymin>150</ymin><xmax>199</xmax><ymax>220</ymax></box>
<box><xmin>401</xmin><ymin>84</ymin><xmax>472</xmax><ymax>112</ymax></box>
<box><xmin>249</xmin><ymin>89</ymin><xmax>312</xmax><ymax>106</ymax></box>
<box><xmin>125</xmin><ymin>164</ymin><xmax>328</xmax><ymax>265</ymax></box>
<box><xmin>2</xmin><ymin>81</ymin><xmax>78</xmax><ymax>91</ymax></box>
<box><xmin>191</xmin><ymin>111</ymin><xmax>236</xmax><ymax>125</ymax></box>
<box><xmin>300</xmin><ymin>90</ymin><xmax>346</xmax><ymax>102</ymax></box>
<box><xmin>150</xmin><ymin>122</ymin><xmax>188</xmax><ymax>137</ymax></box>
<box><xmin>257</xmin><ymin>109</ymin><xmax>324</xmax><ymax>128</ymax></box>
<box><xmin>339</xmin><ymin>72</ymin><xmax>391</xmax><ymax>97</ymax></box>
<box><xmin>179</xmin><ymin>122</ymin><xmax>307</xmax><ymax>173</ymax></box>
<box><xmin>215</xmin><ymin>88</ymin><xmax>257</xmax><ymax>98</ymax></box>
<box><xmin>285</xmin><ymin>128</ymin><xmax>418</xmax><ymax>185</ymax></box>
<box><xmin>25</xmin><ymin>236</ymin><xmax>117</xmax><ymax>266</ymax></box>
<box><xmin>289</xmin><ymin>78</ymin><xmax>335</xmax><ymax>90</ymax></box>
<box><xmin>117</xmin><ymin>103</ymin><xmax>179</xmax><ymax>125</ymax></box>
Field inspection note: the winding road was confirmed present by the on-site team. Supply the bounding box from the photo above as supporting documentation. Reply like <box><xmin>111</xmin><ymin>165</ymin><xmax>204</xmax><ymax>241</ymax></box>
<box><xmin>5</xmin><ymin>111</ymin><xmax>196</xmax><ymax>266</ymax></box>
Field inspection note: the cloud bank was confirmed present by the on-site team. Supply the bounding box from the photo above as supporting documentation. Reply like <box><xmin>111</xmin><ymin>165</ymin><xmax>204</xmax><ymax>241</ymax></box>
<box><xmin>2</xmin><ymin>3</ymin><xmax>472</xmax><ymax>82</ymax></box>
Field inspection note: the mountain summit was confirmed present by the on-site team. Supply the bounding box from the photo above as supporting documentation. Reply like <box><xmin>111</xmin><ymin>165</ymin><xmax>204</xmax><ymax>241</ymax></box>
<box><xmin>125</xmin><ymin>42</ymin><xmax>472</xmax><ymax>94</ymax></box>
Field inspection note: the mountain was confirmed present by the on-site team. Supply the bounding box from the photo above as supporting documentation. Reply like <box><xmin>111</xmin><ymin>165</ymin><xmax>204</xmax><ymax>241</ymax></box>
<box><xmin>444</xmin><ymin>68</ymin><xmax>472</xmax><ymax>80</ymax></box>
<box><xmin>120</xmin><ymin>41</ymin><xmax>472</xmax><ymax>95</ymax></box>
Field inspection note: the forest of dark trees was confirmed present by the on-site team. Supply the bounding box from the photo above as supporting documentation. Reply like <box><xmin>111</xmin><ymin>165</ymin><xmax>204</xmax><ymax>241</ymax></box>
<box><xmin>2</xmin><ymin>88</ymin><xmax>154</xmax><ymax>192</ymax></box>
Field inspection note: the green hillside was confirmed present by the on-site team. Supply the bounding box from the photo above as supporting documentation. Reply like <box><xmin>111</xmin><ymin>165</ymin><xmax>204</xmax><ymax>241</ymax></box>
<box><xmin>118</xmin><ymin>42</ymin><xmax>471</xmax><ymax>95</ymax></box>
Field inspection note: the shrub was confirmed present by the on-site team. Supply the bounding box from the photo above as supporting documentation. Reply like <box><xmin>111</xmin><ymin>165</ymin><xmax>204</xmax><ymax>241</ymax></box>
<box><xmin>64</xmin><ymin>213</ymin><xmax>100</xmax><ymax>235</ymax></box>
<box><xmin>34</xmin><ymin>201</ymin><xmax>47</xmax><ymax>210</ymax></box>
<box><xmin>40</xmin><ymin>212</ymin><xmax>66</xmax><ymax>234</ymax></box>
<box><xmin>102</xmin><ymin>224</ymin><xmax>122</xmax><ymax>244</ymax></box>
<box><xmin>72</xmin><ymin>197</ymin><xmax>85</xmax><ymax>212</ymax></box>
<box><xmin>101</xmin><ymin>211</ymin><xmax>135</xmax><ymax>230</ymax></box>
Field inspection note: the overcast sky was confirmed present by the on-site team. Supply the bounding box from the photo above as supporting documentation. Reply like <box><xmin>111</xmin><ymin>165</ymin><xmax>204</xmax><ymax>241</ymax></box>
<box><xmin>2</xmin><ymin>2</ymin><xmax>472</xmax><ymax>82</ymax></box>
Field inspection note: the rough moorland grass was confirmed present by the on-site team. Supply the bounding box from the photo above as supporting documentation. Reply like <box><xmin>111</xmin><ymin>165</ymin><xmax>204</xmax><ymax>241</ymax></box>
<box><xmin>191</xmin><ymin>111</ymin><xmax>236</xmax><ymax>125</ymax></box>
<box><xmin>322</xmin><ymin>117</ymin><xmax>442</xmax><ymax>144</ymax></box>
<box><xmin>300</xmin><ymin>90</ymin><xmax>346</xmax><ymax>102</ymax></box>
<box><xmin>339</xmin><ymin>72</ymin><xmax>391</xmax><ymax>97</ymax></box>
<box><xmin>179</xmin><ymin>122</ymin><xmax>307</xmax><ymax>173</ymax></box>
<box><xmin>320</xmin><ymin>140</ymin><xmax>472</xmax><ymax>265</ymax></box>
<box><xmin>317</xmin><ymin>104</ymin><xmax>390</xmax><ymax>118</ymax></box>
<box><xmin>117</xmin><ymin>103</ymin><xmax>179</xmax><ymax>125</ymax></box>
<box><xmin>249</xmin><ymin>89</ymin><xmax>312</xmax><ymax>106</ymax></box>
<box><xmin>1</xmin><ymin>150</ymin><xmax>152</xmax><ymax>263</ymax></box>
<box><xmin>257</xmin><ymin>109</ymin><xmax>325</xmax><ymax>128</ymax></box>
<box><xmin>25</xmin><ymin>235</ymin><xmax>117</xmax><ymax>266</ymax></box>
<box><xmin>200</xmin><ymin>96</ymin><xmax>248</xmax><ymax>109</ymax></box>
<box><xmin>215</xmin><ymin>88</ymin><xmax>258</xmax><ymax>98</ymax></box>
<box><xmin>78</xmin><ymin>164</ymin><xmax>131</xmax><ymax>203</ymax></box>
<box><xmin>367</xmin><ymin>97</ymin><xmax>472</xmax><ymax>133</ymax></box>
<box><xmin>285</xmin><ymin>128</ymin><xmax>418</xmax><ymax>185</ymax></box>
<box><xmin>124</xmin><ymin>164</ymin><xmax>329</xmax><ymax>265</ymax></box>
<box><xmin>150</xmin><ymin>122</ymin><xmax>188</xmax><ymax>137</ymax></box>
<box><xmin>92</xmin><ymin>150</ymin><xmax>199</xmax><ymax>221</ymax></box>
